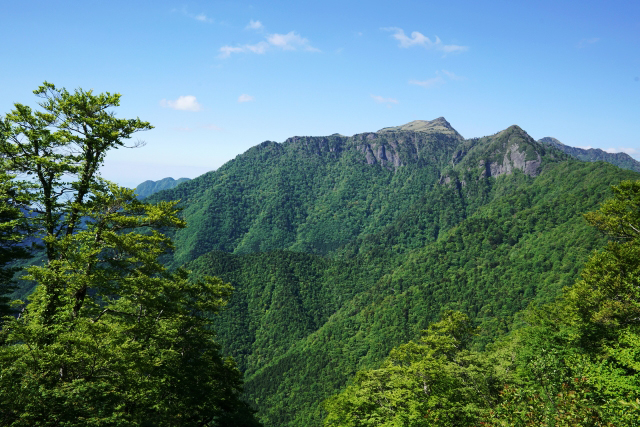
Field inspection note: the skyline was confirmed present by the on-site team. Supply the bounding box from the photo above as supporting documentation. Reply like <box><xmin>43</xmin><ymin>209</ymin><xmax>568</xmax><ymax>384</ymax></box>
<box><xmin>1</xmin><ymin>0</ymin><xmax>639</xmax><ymax>188</ymax></box>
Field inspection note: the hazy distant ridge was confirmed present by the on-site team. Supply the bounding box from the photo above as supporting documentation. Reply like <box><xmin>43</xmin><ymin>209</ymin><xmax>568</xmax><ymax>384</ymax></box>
<box><xmin>134</xmin><ymin>177</ymin><xmax>191</xmax><ymax>199</ymax></box>
<box><xmin>538</xmin><ymin>136</ymin><xmax>640</xmax><ymax>172</ymax></box>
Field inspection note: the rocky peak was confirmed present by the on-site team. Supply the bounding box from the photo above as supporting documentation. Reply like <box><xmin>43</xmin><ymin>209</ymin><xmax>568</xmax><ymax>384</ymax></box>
<box><xmin>377</xmin><ymin>117</ymin><xmax>463</xmax><ymax>139</ymax></box>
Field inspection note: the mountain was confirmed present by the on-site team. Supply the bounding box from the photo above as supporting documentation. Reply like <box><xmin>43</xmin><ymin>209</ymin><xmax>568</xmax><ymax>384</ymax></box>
<box><xmin>145</xmin><ymin>119</ymin><xmax>640</xmax><ymax>426</ymax></box>
<box><xmin>538</xmin><ymin>136</ymin><xmax>640</xmax><ymax>172</ymax></box>
<box><xmin>133</xmin><ymin>177</ymin><xmax>190</xmax><ymax>199</ymax></box>
<box><xmin>378</xmin><ymin>116</ymin><xmax>463</xmax><ymax>137</ymax></box>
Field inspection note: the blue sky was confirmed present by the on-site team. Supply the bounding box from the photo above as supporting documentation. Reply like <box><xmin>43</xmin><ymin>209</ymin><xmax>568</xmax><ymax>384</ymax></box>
<box><xmin>1</xmin><ymin>0</ymin><xmax>639</xmax><ymax>187</ymax></box>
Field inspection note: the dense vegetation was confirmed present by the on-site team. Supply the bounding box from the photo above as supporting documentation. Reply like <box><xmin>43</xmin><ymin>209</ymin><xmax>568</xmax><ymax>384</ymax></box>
<box><xmin>0</xmin><ymin>84</ymin><xmax>259</xmax><ymax>426</ymax></box>
<box><xmin>146</xmin><ymin>119</ymin><xmax>639</xmax><ymax>425</ymax></box>
<box><xmin>3</xmin><ymin>84</ymin><xmax>640</xmax><ymax>426</ymax></box>
<box><xmin>188</xmin><ymin>161</ymin><xmax>638</xmax><ymax>426</ymax></box>
<box><xmin>134</xmin><ymin>177</ymin><xmax>191</xmax><ymax>199</ymax></box>
<box><xmin>324</xmin><ymin>181</ymin><xmax>640</xmax><ymax>426</ymax></box>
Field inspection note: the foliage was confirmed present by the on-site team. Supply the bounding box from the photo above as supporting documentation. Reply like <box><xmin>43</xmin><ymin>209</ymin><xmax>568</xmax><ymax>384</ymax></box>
<box><xmin>7</xmin><ymin>87</ymin><xmax>640</xmax><ymax>426</ymax></box>
<box><xmin>0</xmin><ymin>84</ymin><xmax>259</xmax><ymax>426</ymax></box>
<box><xmin>324</xmin><ymin>311</ymin><xmax>498</xmax><ymax>426</ymax></box>
<box><xmin>0</xmin><ymin>81</ymin><xmax>152</xmax><ymax>261</ymax></box>
<box><xmin>0</xmin><ymin>171</ymin><xmax>30</xmax><ymax>317</ymax></box>
<box><xmin>482</xmin><ymin>180</ymin><xmax>640</xmax><ymax>426</ymax></box>
<box><xmin>195</xmin><ymin>162</ymin><xmax>636</xmax><ymax>426</ymax></box>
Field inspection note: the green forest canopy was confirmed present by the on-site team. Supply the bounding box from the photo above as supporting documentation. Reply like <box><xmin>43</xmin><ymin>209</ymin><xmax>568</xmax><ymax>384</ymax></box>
<box><xmin>2</xmin><ymin>83</ymin><xmax>640</xmax><ymax>426</ymax></box>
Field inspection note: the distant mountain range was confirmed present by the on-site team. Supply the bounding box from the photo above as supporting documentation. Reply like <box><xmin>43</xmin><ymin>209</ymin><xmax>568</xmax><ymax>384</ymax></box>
<box><xmin>134</xmin><ymin>177</ymin><xmax>190</xmax><ymax>199</ymax></box>
<box><xmin>538</xmin><ymin>136</ymin><xmax>640</xmax><ymax>172</ymax></box>
<box><xmin>142</xmin><ymin>117</ymin><xmax>640</xmax><ymax>426</ymax></box>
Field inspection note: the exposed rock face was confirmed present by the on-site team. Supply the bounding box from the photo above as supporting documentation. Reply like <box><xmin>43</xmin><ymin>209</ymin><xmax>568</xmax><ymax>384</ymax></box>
<box><xmin>284</xmin><ymin>120</ymin><xmax>553</xmax><ymax>177</ymax></box>
<box><xmin>482</xmin><ymin>143</ymin><xmax>542</xmax><ymax>178</ymax></box>
<box><xmin>358</xmin><ymin>141</ymin><xmax>403</xmax><ymax>167</ymax></box>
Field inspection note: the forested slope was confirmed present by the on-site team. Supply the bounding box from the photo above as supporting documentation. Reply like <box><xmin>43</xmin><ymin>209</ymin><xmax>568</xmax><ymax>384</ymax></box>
<box><xmin>190</xmin><ymin>159</ymin><xmax>638</xmax><ymax>426</ymax></box>
<box><xmin>147</xmin><ymin>118</ymin><xmax>464</xmax><ymax>265</ymax></box>
<box><xmin>134</xmin><ymin>177</ymin><xmax>191</xmax><ymax>199</ymax></box>
<box><xmin>145</xmin><ymin>119</ymin><xmax>640</xmax><ymax>426</ymax></box>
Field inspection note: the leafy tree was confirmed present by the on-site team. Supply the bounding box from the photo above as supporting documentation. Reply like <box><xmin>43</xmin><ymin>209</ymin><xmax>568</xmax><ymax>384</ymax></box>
<box><xmin>324</xmin><ymin>311</ymin><xmax>498</xmax><ymax>426</ymax></box>
<box><xmin>0</xmin><ymin>84</ymin><xmax>260</xmax><ymax>426</ymax></box>
<box><xmin>0</xmin><ymin>171</ymin><xmax>30</xmax><ymax>317</ymax></box>
<box><xmin>485</xmin><ymin>180</ymin><xmax>640</xmax><ymax>426</ymax></box>
<box><xmin>0</xmin><ymin>82</ymin><xmax>152</xmax><ymax>261</ymax></box>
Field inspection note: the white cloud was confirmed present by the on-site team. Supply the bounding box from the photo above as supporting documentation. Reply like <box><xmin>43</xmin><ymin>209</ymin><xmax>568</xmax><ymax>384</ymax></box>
<box><xmin>383</xmin><ymin>28</ymin><xmax>468</xmax><ymax>54</ymax></box>
<box><xmin>578</xmin><ymin>37</ymin><xmax>600</xmax><ymax>48</ymax></box>
<box><xmin>219</xmin><ymin>30</ymin><xmax>319</xmax><ymax>58</ymax></box>
<box><xmin>410</xmin><ymin>70</ymin><xmax>465</xmax><ymax>89</ymax></box>
<box><xmin>203</xmin><ymin>124</ymin><xmax>222</xmax><ymax>131</ymax></box>
<box><xmin>160</xmin><ymin>95</ymin><xmax>203</xmax><ymax>112</ymax></box>
<box><xmin>246</xmin><ymin>20</ymin><xmax>263</xmax><ymax>30</ymax></box>
<box><xmin>441</xmin><ymin>44</ymin><xmax>468</xmax><ymax>54</ymax></box>
<box><xmin>267</xmin><ymin>32</ymin><xmax>317</xmax><ymax>51</ymax></box>
<box><xmin>238</xmin><ymin>94</ymin><xmax>255</xmax><ymax>103</ymax></box>
<box><xmin>576</xmin><ymin>145</ymin><xmax>593</xmax><ymax>150</ymax></box>
<box><xmin>409</xmin><ymin>76</ymin><xmax>445</xmax><ymax>88</ymax></box>
<box><xmin>441</xmin><ymin>70</ymin><xmax>466</xmax><ymax>81</ymax></box>
<box><xmin>194</xmin><ymin>13</ymin><xmax>212</xmax><ymax>22</ymax></box>
<box><xmin>174</xmin><ymin>7</ymin><xmax>213</xmax><ymax>23</ymax></box>
<box><xmin>371</xmin><ymin>94</ymin><xmax>398</xmax><ymax>105</ymax></box>
<box><xmin>219</xmin><ymin>46</ymin><xmax>249</xmax><ymax>58</ymax></box>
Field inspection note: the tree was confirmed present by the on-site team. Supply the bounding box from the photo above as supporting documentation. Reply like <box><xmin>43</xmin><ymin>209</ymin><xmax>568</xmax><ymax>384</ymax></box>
<box><xmin>0</xmin><ymin>84</ymin><xmax>260</xmax><ymax>426</ymax></box>
<box><xmin>324</xmin><ymin>311</ymin><xmax>498</xmax><ymax>427</ymax></box>
<box><xmin>0</xmin><ymin>81</ymin><xmax>152</xmax><ymax>262</ymax></box>
<box><xmin>0</xmin><ymin>170</ymin><xmax>30</xmax><ymax>318</ymax></box>
<box><xmin>484</xmin><ymin>180</ymin><xmax>640</xmax><ymax>427</ymax></box>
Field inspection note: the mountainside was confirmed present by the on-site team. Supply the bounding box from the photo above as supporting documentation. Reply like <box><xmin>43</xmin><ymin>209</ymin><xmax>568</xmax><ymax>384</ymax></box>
<box><xmin>149</xmin><ymin>121</ymin><xmax>568</xmax><ymax>266</ymax></box>
<box><xmin>538</xmin><ymin>136</ymin><xmax>640</xmax><ymax>172</ymax></box>
<box><xmin>134</xmin><ymin>177</ymin><xmax>190</xmax><ymax>199</ymax></box>
<box><xmin>146</xmin><ymin>119</ymin><xmax>640</xmax><ymax>426</ymax></box>
<box><xmin>149</xmin><ymin>127</ymin><xmax>465</xmax><ymax>265</ymax></box>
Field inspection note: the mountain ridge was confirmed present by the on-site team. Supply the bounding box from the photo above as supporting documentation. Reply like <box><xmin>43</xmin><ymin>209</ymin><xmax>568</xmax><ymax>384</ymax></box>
<box><xmin>134</xmin><ymin>176</ymin><xmax>191</xmax><ymax>199</ymax></box>
<box><xmin>538</xmin><ymin>136</ymin><xmax>640</xmax><ymax>172</ymax></box>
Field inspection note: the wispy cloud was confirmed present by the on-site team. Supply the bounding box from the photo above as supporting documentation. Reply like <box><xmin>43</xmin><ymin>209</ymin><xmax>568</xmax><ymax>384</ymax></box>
<box><xmin>194</xmin><ymin>13</ymin><xmax>212</xmax><ymax>22</ymax></box>
<box><xmin>371</xmin><ymin>94</ymin><xmax>399</xmax><ymax>106</ymax></box>
<box><xmin>267</xmin><ymin>32</ymin><xmax>319</xmax><ymax>51</ymax></box>
<box><xmin>441</xmin><ymin>70</ymin><xmax>466</xmax><ymax>81</ymax></box>
<box><xmin>173</xmin><ymin>7</ymin><xmax>213</xmax><ymax>23</ymax></box>
<box><xmin>409</xmin><ymin>76</ymin><xmax>445</xmax><ymax>88</ymax></box>
<box><xmin>219</xmin><ymin>30</ymin><xmax>319</xmax><ymax>58</ymax></box>
<box><xmin>238</xmin><ymin>94</ymin><xmax>255</xmax><ymax>103</ymax></box>
<box><xmin>203</xmin><ymin>124</ymin><xmax>222</xmax><ymax>131</ymax></box>
<box><xmin>246</xmin><ymin>20</ymin><xmax>263</xmax><ymax>30</ymax></box>
<box><xmin>410</xmin><ymin>70</ymin><xmax>466</xmax><ymax>89</ymax></box>
<box><xmin>383</xmin><ymin>27</ymin><xmax>468</xmax><ymax>54</ymax></box>
<box><xmin>160</xmin><ymin>96</ymin><xmax>203</xmax><ymax>112</ymax></box>
<box><xmin>578</xmin><ymin>37</ymin><xmax>600</xmax><ymax>48</ymax></box>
